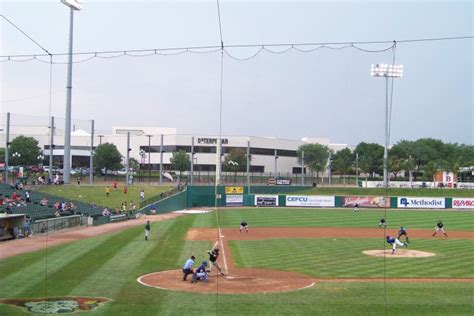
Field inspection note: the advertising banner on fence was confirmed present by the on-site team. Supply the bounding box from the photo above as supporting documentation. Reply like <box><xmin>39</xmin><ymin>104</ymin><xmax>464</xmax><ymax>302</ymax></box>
<box><xmin>255</xmin><ymin>195</ymin><xmax>279</xmax><ymax>206</ymax></box>
<box><xmin>226</xmin><ymin>195</ymin><xmax>244</xmax><ymax>206</ymax></box>
<box><xmin>225</xmin><ymin>186</ymin><xmax>244</xmax><ymax>194</ymax></box>
<box><xmin>342</xmin><ymin>196</ymin><xmax>389</xmax><ymax>208</ymax></box>
<box><xmin>452</xmin><ymin>198</ymin><xmax>474</xmax><ymax>209</ymax></box>
<box><xmin>286</xmin><ymin>195</ymin><xmax>335</xmax><ymax>207</ymax></box>
<box><xmin>398</xmin><ymin>197</ymin><xmax>445</xmax><ymax>209</ymax></box>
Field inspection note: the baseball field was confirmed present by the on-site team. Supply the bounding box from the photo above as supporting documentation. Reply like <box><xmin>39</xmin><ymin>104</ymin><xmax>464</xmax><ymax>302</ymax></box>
<box><xmin>0</xmin><ymin>206</ymin><xmax>473</xmax><ymax>315</ymax></box>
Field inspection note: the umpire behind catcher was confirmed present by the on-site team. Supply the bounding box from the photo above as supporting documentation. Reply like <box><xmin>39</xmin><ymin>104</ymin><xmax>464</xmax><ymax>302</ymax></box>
<box><xmin>182</xmin><ymin>255</ymin><xmax>196</xmax><ymax>281</ymax></box>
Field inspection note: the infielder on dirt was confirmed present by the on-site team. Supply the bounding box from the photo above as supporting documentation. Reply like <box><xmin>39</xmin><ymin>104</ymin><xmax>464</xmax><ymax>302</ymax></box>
<box><xmin>433</xmin><ymin>220</ymin><xmax>448</xmax><ymax>237</ymax></box>
<box><xmin>240</xmin><ymin>220</ymin><xmax>248</xmax><ymax>233</ymax></box>
<box><xmin>397</xmin><ymin>226</ymin><xmax>409</xmax><ymax>244</ymax></box>
<box><xmin>207</xmin><ymin>246</ymin><xmax>225</xmax><ymax>276</ymax></box>
<box><xmin>386</xmin><ymin>235</ymin><xmax>408</xmax><ymax>254</ymax></box>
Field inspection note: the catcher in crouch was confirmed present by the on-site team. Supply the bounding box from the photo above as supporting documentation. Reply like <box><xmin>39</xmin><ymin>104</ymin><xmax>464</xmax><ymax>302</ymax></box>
<box><xmin>207</xmin><ymin>247</ymin><xmax>225</xmax><ymax>276</ymax></box>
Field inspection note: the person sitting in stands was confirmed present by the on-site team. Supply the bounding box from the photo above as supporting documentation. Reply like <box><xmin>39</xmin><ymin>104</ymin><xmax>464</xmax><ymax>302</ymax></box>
<box><xmin>37</xmin><ymin>176</ymin><xmax>45</xmax><ymax>185</ymax></box>
<box><xmin>102</xmin><ymin>207</ymin><xmax>111</xmax><ymax>216</ymax></box>
<box><xmin>53</xmin><ymin>202</ymin><xmax>60</xmax><ymax>210</ymax></box>
<box><xmin>40</xmin><ymin>198</ymin><xmax>48</xmax><ymax>206</ymax></box>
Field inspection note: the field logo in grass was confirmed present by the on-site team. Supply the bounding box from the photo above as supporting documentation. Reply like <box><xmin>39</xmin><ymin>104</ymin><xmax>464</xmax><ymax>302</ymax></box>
<box><xmin>0</xmin><ymin>296</ymin><xmax>111</xmax><ymax>314</ymax></box>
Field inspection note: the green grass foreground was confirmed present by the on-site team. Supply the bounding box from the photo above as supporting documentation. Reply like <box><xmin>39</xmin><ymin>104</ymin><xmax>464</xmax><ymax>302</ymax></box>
<box><xmin>0</xmin><ymin>208</ymin><xmax>473</xmax><ymax>315</ymax></box>
<box><xmin>36</xmin><ymin>185</ymin><xmax>172</xmax><ymax>209</ymax></box>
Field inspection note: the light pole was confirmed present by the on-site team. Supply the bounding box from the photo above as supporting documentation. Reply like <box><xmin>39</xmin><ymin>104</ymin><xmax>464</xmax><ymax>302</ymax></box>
<box><xmin>370</xmin><ymin>63</ymin><xmax>404</xmax><ymax>188</ymax></box>
<box><xmin>37</xmin><ymin>154</ymin><xmax>44</xmax><ymax>168</ymax></box>
<box><xmin>98</xmin><ymin>135</ymin><xmax>104</xmax><ymax>145</ymax></box>
<box><xmin>139</xmin><ymin>149</ymin><xmax>146</xmax><ymax>182</ymax></box>
<box><xmin>146</xmin><ymin>135</ymin><xmax>153</xmax><ymax>183</ymax></box>
<box><xmin>12</xmin><ymin>152</ymin><xmax>20</xmax><ymax>179</ymax></box>
<box><xmin>61</xmin><ymin>0</ymin><xmax>82</xmax><ymax>184</ymax></box>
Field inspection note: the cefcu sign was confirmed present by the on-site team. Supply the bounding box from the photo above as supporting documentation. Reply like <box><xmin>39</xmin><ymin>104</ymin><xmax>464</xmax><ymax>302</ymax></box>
<box><xmin>398</xmin><ymin>197</ymin><xmax>445</xmax><ymax>209</ymax></box>
<box><xmin>452</xmin><ymin>198</ymin><xmax>474</xmax><ymax>209</ymax></box>
<box><xmin>286</xmin><ymin>195</ymin><xmax>335</xmax><ymax>207</ymax></box>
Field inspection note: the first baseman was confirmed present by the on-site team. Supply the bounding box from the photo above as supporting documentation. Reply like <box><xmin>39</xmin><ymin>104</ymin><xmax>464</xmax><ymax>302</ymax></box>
<box><xmin>240</xmin><ymin>220</ymin><xmax>248</xmax><ymax>233</ymax></box>
<box><xmin>433</xmin><ymin>220</ymin><xmax>448</xmax><ymax>237</ymax></box>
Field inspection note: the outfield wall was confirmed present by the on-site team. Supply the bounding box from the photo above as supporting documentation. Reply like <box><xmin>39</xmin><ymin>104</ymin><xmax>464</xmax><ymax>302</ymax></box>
<box><xmin>142</xmin><ymin>186</ymin><xmax>474</xmax><ymax>213</ymax></box>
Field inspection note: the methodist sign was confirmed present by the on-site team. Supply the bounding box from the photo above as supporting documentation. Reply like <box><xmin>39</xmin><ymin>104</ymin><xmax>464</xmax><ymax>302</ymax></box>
<box><xmin>286</xmin><ymin>195</ymin><xmax>335</xmax><ymax>207</ymax></box>
<box><xmin>398</xmin><ymin>197</ymin><xmax>445</xmax><ymax>209</ymax></box>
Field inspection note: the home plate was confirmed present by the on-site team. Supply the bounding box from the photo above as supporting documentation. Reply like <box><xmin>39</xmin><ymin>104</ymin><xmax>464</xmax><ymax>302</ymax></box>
<box><xmin>226</xmin><ymin>276</ymin><xmax>235</xmax><ymax>279</ymax></box>
<box><xmin>220</xmin><ymin>235</ymin><xmax>225</xmax><ymax>238</ymax></box>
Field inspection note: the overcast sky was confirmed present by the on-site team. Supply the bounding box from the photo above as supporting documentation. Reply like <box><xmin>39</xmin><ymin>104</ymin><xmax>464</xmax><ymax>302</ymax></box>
<box><xmin>1</xmin><ymin>1</ymin><xmax>472</xmax><ymax>146</ymax></box>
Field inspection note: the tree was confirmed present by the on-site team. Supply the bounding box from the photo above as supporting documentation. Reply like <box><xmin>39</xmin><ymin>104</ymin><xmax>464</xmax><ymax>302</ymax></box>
<box><xmin>0</xmin><ymin>148</ymin><xmax>4</xmax><ymax>163</ymax></box>
<box><xmin>170</xmin><ymin>150</ymin><xmax>190</xmax><ymax>177</ymax></box>
<box><xmin>9</xmin><ymin>136</ymin><xmax>42</xmax><ymax>166</ymax></box>
<box><xmin>401</xmin><ymin>156</ymin><xmax>416</xmax><ymax>187</ymax></box>
<box><xmin>128</xmin><ymin>157</ymin><xmax>140</xmax><ymax>172</ymax></box>
<box><xmin>332</xmin><ymin>148</ymin><xmax>353</xmax><ymax>185</ymax></box>
<box><xmin>297</xmin><ymin>143</ymin><xmax>329</xmax><ymax>184</ymax></box>
<box><xmin>388</xmin><ymin>156</ymin><xmax>403</xmax><ymax>180</ymax></box>
<box><xmin>94</xmin><ymin>143</ymin><xmax>122</xmax><ymax>180</ymax></box>
<box><xmin>223</xmin><ymin>148</ymin><xmax>249</xmax><ymax>183</ymax></box>
<box><xmin>354</xmin><ymin>142</ymin><xmax>384</xmax><ymax>179</ymax></box>
<box><xmin>422</xmin><ymin>161</ymin><xmax>439</xmax><ymax>183</ymax></box>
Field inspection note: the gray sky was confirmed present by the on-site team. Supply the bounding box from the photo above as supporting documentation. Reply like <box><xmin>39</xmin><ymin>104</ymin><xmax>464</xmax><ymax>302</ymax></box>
<box><xmin>1</xmin><ymin>1</ymin><xmax>473</xmax><ymax>146</ymax></box>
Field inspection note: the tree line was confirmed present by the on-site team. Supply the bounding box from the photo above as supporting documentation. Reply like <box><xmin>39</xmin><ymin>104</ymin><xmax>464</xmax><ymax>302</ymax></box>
<box><xmin>1</xmin><ymin>136</ymin><xmax>472</xmax><ymax>182</ymax></box>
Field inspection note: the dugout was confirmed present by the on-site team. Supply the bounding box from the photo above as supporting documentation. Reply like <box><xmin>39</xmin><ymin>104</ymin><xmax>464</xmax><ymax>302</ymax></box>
<box><xmin>0</xmin><ymin>213</ymin><xmax>26</xmax><ymax>241</ymax></box>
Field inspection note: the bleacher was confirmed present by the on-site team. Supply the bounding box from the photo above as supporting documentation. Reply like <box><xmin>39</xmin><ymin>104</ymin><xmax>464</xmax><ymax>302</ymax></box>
<box><xmin>0</xmin><ymin>183</ymin><xmax>102</xmax><ymax>221</ymax></box>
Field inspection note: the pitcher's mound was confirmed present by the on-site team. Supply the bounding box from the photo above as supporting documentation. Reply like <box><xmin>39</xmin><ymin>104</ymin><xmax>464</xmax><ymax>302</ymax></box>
<box><xmin>363</xmin><ymin>249</ymin><xmax>435</xmax><ymax>258</ymax></box>
<box><xmin>138</xmin><ymin>269</ymin><xmax>315</xmax><ymax>294</ymax></box>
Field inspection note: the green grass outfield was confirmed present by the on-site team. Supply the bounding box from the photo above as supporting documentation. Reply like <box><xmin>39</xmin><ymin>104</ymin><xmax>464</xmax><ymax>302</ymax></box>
<box><xmin>36</xmin><ymin>185</ymin><xmax>172</xmax><ymax>209</ymax></box>
<box><xmin>0</xmin><ymin>208</ymin><xmax>473</xmax><ymax>315</ymax></box>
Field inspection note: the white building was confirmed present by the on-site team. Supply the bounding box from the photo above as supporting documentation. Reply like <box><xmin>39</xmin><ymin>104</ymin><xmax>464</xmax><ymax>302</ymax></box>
<box><xmin>1</xmin><ymin>125</ymin><xmax>352</xmax><ymax>175</ymax></box>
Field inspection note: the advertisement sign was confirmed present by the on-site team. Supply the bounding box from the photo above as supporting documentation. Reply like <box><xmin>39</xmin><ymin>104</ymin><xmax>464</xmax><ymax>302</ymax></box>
<box><xmin>225</xmin><ymin>186</ymin><xmax>244</xmax><ymax>194</ymax></box>
<box><xmin>255</xmin><ymin>195</ymin><xmax>278</xmax><ymax>206</ymax></box>
<box><xmin>452</xmin><ymin>198</ymin><xmax>474</xmax><ymax>209</ymax></box>
<box><xmin>286</xmin><ymin>195</ymin><xmax>335</xmax><ymax>207</ymax></box>
<box><xmin>398</xmin><ymin>197</ymin><xmax>445</xmax><ymax>209</ymax></box>
<box><xmin>342</xmin><ymin>196</ymin><xmax>389</xmax><ymax>208</ymax></box>
<box><xmin>267</xmin><ymin>178</ymin><xmax>291</xmax><ymax>185</ymax></box>
<box><xmin>226</xmin><ymin>195</ymin><xmax>244</xmax><ymax>206</ymax></box>
<box><xmin>276</xmin><ymin>179</ymin><xmax>292</xmax><ymax>185</ymax></box>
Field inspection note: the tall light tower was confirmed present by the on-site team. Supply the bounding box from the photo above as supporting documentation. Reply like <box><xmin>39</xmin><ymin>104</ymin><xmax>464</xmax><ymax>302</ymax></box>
<box><xmin>61</xmin><ymin>0</ymin><xmax>83</xmax><ymax>184</ymax></box>
<box><xmin>370</xmin><ymin>63</ymin><xmax>404</xmax><ymax>188</ymax></box>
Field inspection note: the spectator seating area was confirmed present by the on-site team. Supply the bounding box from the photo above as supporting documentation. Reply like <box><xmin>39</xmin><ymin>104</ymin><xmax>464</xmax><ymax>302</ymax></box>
<box><xmin>0</xmin><ymin>183</ymin><xmax>102</xmax><ymax>221</ymax></box>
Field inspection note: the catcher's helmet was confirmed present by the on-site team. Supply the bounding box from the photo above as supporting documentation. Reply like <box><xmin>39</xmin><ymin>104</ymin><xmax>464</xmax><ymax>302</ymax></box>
<box><xmin>202</xmin><ymin>261</ymin><xmax>208</xmax><ymax>266</ymax></box>
<box><xmin>214</xmin><ymin>248</ymin><xmax>219</xmax><ymax>252</ymax></box>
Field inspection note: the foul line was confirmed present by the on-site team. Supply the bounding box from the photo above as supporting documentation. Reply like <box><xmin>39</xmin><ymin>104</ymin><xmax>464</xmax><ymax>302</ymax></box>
<box><xmin>218</xmin><ymin>227</ymin><xmax>229</xmax><ymax>274</ymax></box>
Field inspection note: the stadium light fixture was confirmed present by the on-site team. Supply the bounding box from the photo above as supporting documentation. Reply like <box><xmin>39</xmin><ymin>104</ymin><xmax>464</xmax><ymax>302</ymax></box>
<box><xmin>370</xmin><ymin>63</ymin><xmax>404</xmax><ymax>188</ymax></box>
<box><xmin>61</xmin><ymin>0</ymin><xmax>83</xmax><ymax>183</ymax></box>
